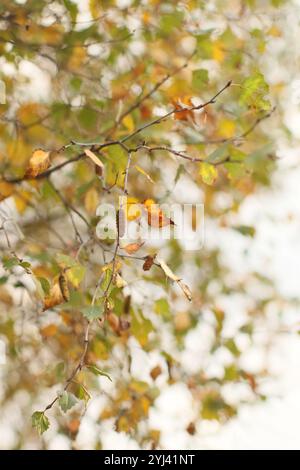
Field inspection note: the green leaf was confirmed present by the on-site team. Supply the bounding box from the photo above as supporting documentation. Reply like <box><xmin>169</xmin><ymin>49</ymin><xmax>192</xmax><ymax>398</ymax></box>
<box><xmin>199</xmin><ymin>162</ymin><xmax>218</xmax><ymax>185</ymax></box>
<box><xmin>206</xmin><ymin>144</ymin><xmax>229</xmax><ymax>164</ymax></box>
<box><xmin>3</xmin><ymin>257</ymin><xmax>19</xmax><ymax>270</ymax></box>
<box><xmin>82</xmin><ymin>304</ymin><xmax>104</xmax><ymax>320</ymax></box>
<box><xmin>233</xmin><ymin>225</ymin><xmax>256</xmax><ymax>237</ymax></box>
<box><xmin>75</xmin><ymin>383</ymin><xmax>91</xmax><ymax>403</ymax></box>
<box><xmin>131</xmin><ymin>308</ymin><xmax>153</xmax><ymax>346</ymax></box>
<box><xmin>239</xmin><ymin>72</ymin><xmax>271</xmax><ymax>112</ymax></box>
<box><xmin>192</xmin><ymin>69</ymin><xmax>209</xmax><ymax>89</ymax></box>
<box><xmin>87</xmin><ymin>364</ymin><xmax>112</xmax><ymax>381</ymax></box>
<box><xmin>155</xmin><ymin>298</ymin><xmax>171</xmax><ymax>321</ymax></box>
<box><xmin>160</xmin><ymin>10</ymin><xmax>184</xmax><ymax>35</ymax></box>
<box><xmin>0</xmin><ymin>276</ymin><xmax>8</xmax><ymax>285</ymax></box>
<box><xmin>58</xmin><ymin>391</ymin><xmax>77</xmax><ymax>413</ymax></box>
<box><xmin>20</xmin><ymin>261</ymin><xmax>31</xmax><ymax>269</ymax></box>
<box><xmin>56</xmin><ymin>253</ymin><xmax>77</xmax><ymax>267</ymax></box>
<box><xmin>38</xmin><ymin>277</ymin><xmax>50</xmax><ymax>296</ymax></box>
<box><xmin>31</xmin><ymin>411</ymin><xmax>50</xmax><ymax>435</ymax></box>
<box><xmin>63</xmin><ymin>0</ymin><xmax>78</xmax><ymax>22</ymax></box>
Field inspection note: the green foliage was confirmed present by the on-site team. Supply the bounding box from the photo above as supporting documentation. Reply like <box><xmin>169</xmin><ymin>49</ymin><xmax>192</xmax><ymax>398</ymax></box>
<box><xmin>31</xmin><ymin>412</ymin><xmax>50</xmax><ymax>435</ymax></box>
<box><xmin>240</xmin><ymin>72</ymin><xmax>271</xmax><ymax>112</ymax></box>
<box><xmin>58</xmin><ymin>391</ymin><xmax>77</xmax><ymax>413</ymax></box>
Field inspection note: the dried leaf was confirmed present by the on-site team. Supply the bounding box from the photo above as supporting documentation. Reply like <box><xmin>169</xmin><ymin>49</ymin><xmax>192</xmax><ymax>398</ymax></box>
<box><xmin>43</xmin><ymin>274</ymin><xmax>69</xmax><ymax>311</ymax></box>
<box><xmin>123</xmin><ymin>242</ymin><xmax>144</xmax><ymax>254</ymax></box>
<box><xmin>84</xmin><ymin>148</ymin><xmax>104</xmax><ymax>171</ymax></box>
<box><xmin>157</xmin><ymin>257</ymin><xmax>192</xmax><ymax>301</ymax></box>
<box><xmin>143</xmin><ymin>255</ymin><xmax>156</xmax><ymax>271</ymax></box>
<box><xmin>25</xmin><ymin>149</ymin><xmax>51</xmax><ymax>178</ymax></box>
<box><xmin>134</xmin><ymin>165</ymin><xmax>154</xmax><ymax>183</ymax></box>
<box><xmin>114</xmin><ymin>273</ymin><xmax>127</xmax><ymax>288</ymax></box>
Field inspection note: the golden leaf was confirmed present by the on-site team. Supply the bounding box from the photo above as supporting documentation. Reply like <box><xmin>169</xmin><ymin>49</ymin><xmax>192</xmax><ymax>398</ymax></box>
<box><xmin>84</xmin><ymin>187</ymin><xmax>99</xmax><ymax>215</ymax></box>
<box><xmin>25</xmin><ymin>149</ymin><xmax>51</xmax><ymax>178</ymax></box>
<box><xmin>40</xmin><ymin>324</ymin><xmax>58</xmax><ymax>337</ymax></box>
<box><xmin>0</xmin><ymin>180</ymin><xmax>14</xmax><ymax>202</ymax></box>
<box><xmin>199</xmin><ymin>162</ymin><xmax>218</xmax><ymax>185</ymax></box>
<box><xmin>43</xmin><ymin>274</ymin><xmax>69</xmax><ymax>311</ymax></box>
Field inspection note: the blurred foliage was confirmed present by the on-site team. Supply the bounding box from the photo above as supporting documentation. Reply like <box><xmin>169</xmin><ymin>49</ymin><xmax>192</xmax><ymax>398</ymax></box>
<box><xmin>0</xmin><ymin>0</ymin><xmax>286</xmax><ymax>449</ymax></box>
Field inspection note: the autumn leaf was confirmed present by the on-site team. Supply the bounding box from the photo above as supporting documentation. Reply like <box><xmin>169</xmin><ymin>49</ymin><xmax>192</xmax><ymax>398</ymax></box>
<box><xmin>157</xmin><ymin>257</ymin><xmax>192</xmax><ymax>301</ymax></box>
<box><xmin>144</xmin><ymin>199</ymin><xmax>175</xmax><ymax>228</ymax></box>
<box><xmin>84</xmin><ymin>148</ymin><xmax>104</xmax><ymax>174</ymax></box>
<box><xmin>143</xmin><ymin>255</ymin><xmax>156</xmax><ymax>271</ymax></box>
<box><xmin>25</xmin><ymin>149</ymin><xmax>51</xmax><ymax>178</ymax></box>
<box><xmin>134</xmin><ymin>165</ymin><xmax>154</xmax><ymax>184</ymax></box>
<box><xmin>43</xmin><ymin>274</ymin><xmax>69</xmax><ymax>311</ymax></box>
<box><xmin>84</xmin><ymin>187</ymin><xmax>99</xmax><ymax>215</ymax></box>
<box><xmin>199</xmin><ymin>162</ymin><xmax>218</xmax><ymax>185</ymax></box>
<box><xmin>173</xmin><ymin>96</ymin><xmax>194</xmax><ymax>122</ymax></box>
<box><xmin>122</xmin><ymin>242</ymin><xmax>144</xmax><ymax>254</ymax></box>
<box><xmin>0</xmin><ymin>180</ymin><xmax>14</xmax><ymax>202</ymax></box>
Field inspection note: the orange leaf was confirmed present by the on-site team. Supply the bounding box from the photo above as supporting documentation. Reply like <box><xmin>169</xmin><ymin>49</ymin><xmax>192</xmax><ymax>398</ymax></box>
<box><xmin>144</xmin><ymin>199</ymin><xmax>175</xmax><ymax>228</ymax></box>
<box><xmin>0</xmin><ymin>180</ymin><xmax>14</xmax><ymax>202</ymax></box>
<box><xmin>40</xmin><ymin>324</ymin><xmax>58</xmax><ymax>337</ymax></box>
<box><xmin>123</xmin><ymin>242</ymin><xmax>144</xmax><ymax>254</ymax></box>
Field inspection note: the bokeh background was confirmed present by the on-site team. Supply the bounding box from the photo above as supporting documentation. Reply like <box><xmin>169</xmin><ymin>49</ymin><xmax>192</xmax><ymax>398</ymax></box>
<box><xmin>1</xmin><ymin>0</ymin><xmax>300</xmax><ymax>450</ymax></box>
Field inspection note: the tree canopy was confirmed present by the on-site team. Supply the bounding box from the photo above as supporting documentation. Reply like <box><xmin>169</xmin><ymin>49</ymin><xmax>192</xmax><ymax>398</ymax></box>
<box><xmin>0</xmin><ymin>0</ymin><xmax>286</xmax><ymax>449</ymax></box>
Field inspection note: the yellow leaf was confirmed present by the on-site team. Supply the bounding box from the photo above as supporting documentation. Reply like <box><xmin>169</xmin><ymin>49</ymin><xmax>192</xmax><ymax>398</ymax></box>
<box><xmin>0</xmin><ymin>180</ymin><xmax>14</xmax><ymax>202</ymax></box>
<box><xmin>125</xmin><ymin>197</ymin><xmax>142</xmax><ymax>221</ymax></box>
<box><xmin>25</xmin><ymin>149</ymin><xmax>50</xmax><ymax>178</ymax></box>
<box><xmin>13</xmin><ymin>190</ymin><xmax>32</xmax><ymax>214</ymax></box>
<box><xmin>212</xmin><ymin>41</ymin><xmax>225</xmax><ymax>63</ymax></box>
<box><xmin>218</xmin><ymin>119</ymin><xmax>236</xmax><ymax>138</ymax></box>
<box><xmin>199</xmin><ymin>162</ymin><xmax>218</xmax><ymax>185</ymax></box>
<box><xmin>122</xmin><ymin>114</ymin><xmax>135</xmax><ymax>132</ymax></box>
<box><xmin>43</xmin><ymin>274</ymin><xmax>69</xmax><ymax>311</ymax></box>
<box><xmin>134</xmin><ymin>165</ymin><xmax>154</xmax><ymax>183</ymax></box>
<box><xmin>66</xmin><ymin>265</ymin><xmax>86</xmax><ymax>288</ymax></box>
<box><xmin>84</xmin><ymin>187</ymin><xmax>99</xmax><ymax>215</ymax></box>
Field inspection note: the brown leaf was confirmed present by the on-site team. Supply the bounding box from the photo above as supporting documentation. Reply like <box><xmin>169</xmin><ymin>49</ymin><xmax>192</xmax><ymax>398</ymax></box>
<box><xmin>123</xmin><ymin>242</ymin><xmax>144</xmax><ymax>254</ymax></box>
<box><xmin>107</xmin><ymin>312</ymin><xmax>120</xmax><ymax>334</ymax></box>
<box><xmin>143</xmin><ymin>255</ymin><xmax>156</xmax><ymax>271</ymax></box>
<box><xmin>150</xmin><ymin>365</ymin><xmax>162</xmax><ymax>380</ymax></box>
<box><xmin>25</xmin><ymin>149</ymin><xmax>51</xmax><ymax>178</ymax></box>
